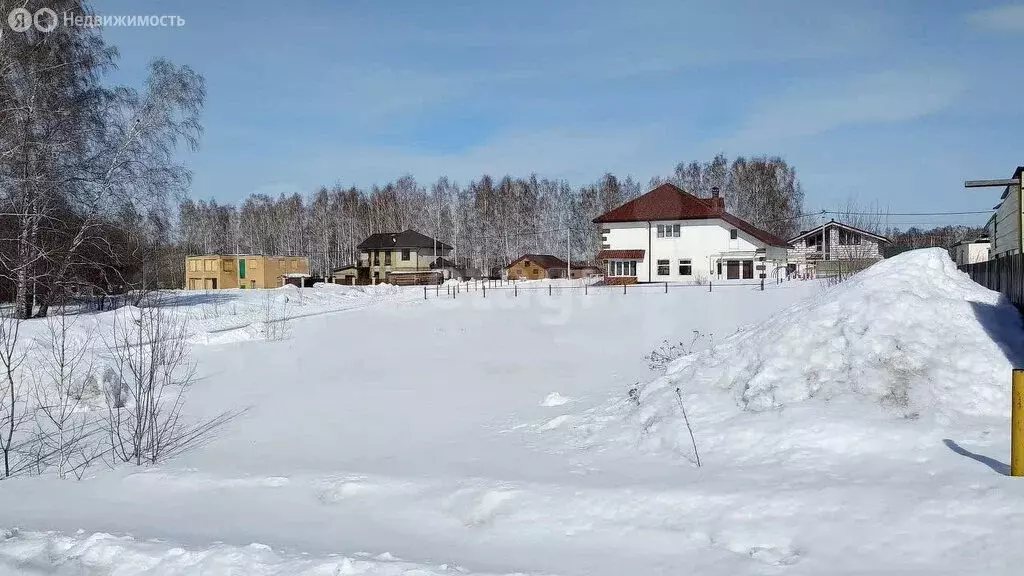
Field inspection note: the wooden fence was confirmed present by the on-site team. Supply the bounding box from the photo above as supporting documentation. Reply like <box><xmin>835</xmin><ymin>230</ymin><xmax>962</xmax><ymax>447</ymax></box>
<box><xmin>959</xmin><ymin>254</ymin><xmax>1024</xmax><ymax>310</ymax></box>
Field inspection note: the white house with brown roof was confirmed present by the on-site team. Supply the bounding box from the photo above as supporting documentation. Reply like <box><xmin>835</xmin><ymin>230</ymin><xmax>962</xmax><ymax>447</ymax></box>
<box><xmin>787</xmin><ymin>220</ymin><xmax>891</xmax><ymax>278</ymax></box>
<box><xmin>593</xmin><ymin>183</ymin><xmax>791</xmax><ymax>284</ymax></box>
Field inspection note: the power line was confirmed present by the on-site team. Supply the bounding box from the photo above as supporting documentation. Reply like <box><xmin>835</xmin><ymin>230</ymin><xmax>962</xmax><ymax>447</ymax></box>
<box><xmin>822</xmin><ymin>210</ymin><xmax>992</xmax><ymax>216</ymax></box>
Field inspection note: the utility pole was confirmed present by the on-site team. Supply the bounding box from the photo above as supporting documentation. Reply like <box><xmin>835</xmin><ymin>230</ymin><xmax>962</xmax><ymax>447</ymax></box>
<box><xmin>566</xmin><ymin>225</ymin><xmax>571</xmax><ymax>283</ymax></box>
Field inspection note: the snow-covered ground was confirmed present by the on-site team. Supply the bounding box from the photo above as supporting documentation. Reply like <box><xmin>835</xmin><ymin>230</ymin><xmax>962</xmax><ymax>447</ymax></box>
<box><xmin>2</xmin><ymin>249</ymin><xmax>1023</xmax><ymax>575</ymax></box>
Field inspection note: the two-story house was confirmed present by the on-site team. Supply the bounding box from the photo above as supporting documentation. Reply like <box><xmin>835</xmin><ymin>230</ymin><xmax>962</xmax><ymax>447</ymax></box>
<box><xmin>355</xmin><ymin>229</ymin><xmax>453</xmax><ymax>285</ymax></box>
<box><xmin>787</xmin><ymin>220</ymin><xmax>891</xmax><ymax>278</ymax></box>
<box><xmin>594</xmin><ymin>183</ymin><xmax>791</xmax><ymax>284</ymax></box>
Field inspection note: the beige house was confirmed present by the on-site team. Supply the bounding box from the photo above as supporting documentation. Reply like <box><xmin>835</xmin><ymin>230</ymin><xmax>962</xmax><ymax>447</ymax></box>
<box><xmin>506</xmin><ymin>254</ymin><xmax>568</xmax><ymax>280</ymax></box>
<box><xmin>355</xmin><ymin>230</ymin><xmax>453</xmax><ymax>285</ymax></box>
<box><xmin>185</xmin><ymin>255</ymin><xmax>310</xmax><ymax>290</ymax></box>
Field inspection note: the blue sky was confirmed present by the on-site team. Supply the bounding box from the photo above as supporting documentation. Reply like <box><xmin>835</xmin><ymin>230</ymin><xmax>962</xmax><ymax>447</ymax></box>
<box><xmin>96</xmin><ymin>0</ymin><xmax>1024</xmax><ymax>228</ymax></box>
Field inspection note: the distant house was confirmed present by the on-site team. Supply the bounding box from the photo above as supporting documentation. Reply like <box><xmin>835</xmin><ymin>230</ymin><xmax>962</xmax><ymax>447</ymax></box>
<box><xmin>787</xmin><ymin>220</ymin><xmax>891</xmax><ymax>278</ymax></box>
<box><xmin>570</xmin><ymin>263</ymin><xmax>604</xmax><ymax>279</ymax></box>
<box><xmin>355</xmin><ymin>229</ymin><xmax>453</xmax><ymax>285</ymax></box>
<box><xmin>952</xmin><ymin>237</ymin><xmax>991</xmax><ymax>266</ymax></box>
<box><xmin>506</xmin><ymin>254</ymin><xmax>569</xmax><ymax>280</ymax></box>
<box><xmin>331</xmin><ymin>264</ymin><xmax>359</xmax><ymax>284</ymax></box>
<box><xmin>593</xmin><ymin>183</ymin><xmax>791</xmax><ymax>284</ymax></box>
<box><xmin>185</xmin><ymin>255</ymin><xmax>309</xmax><ymax>290</ymax></box>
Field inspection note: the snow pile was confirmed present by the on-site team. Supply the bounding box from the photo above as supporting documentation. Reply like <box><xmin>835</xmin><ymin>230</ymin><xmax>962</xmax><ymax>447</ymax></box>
<box><xmin>0</xmin><ymin>530</ymin><xmax>521</xmax><ymax>576</ymax></box>
<box><xmin>575</xmin><ymin>248</ymin><xmax>1022</xmax><ymax>457</ymax></box>
<box><xmin>540</xmin><ymin>392</ymin><xmax>571</xmax><ymax>407</ymax></box>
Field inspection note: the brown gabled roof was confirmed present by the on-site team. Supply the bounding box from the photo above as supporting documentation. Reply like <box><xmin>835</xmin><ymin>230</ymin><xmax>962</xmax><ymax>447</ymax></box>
<box><xmin>597</xmin><ymin>249</ymin><xmax>646</xmax><ymax>260</ymax></box>
<box><xmin>593</xmin><ymin>183</ymin><xmax>791</xmax><ymax>248</ymax></box>
<box><xmin>507</xmin><ymin>254</ymin><xmax>568</xmax><ymax>270</ymax></box>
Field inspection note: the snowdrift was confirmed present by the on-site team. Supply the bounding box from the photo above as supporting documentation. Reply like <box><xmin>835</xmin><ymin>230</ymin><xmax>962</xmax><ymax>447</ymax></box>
<box><xmin>574</xmin><ymin>248</ymin><xmax>1022</xmax><ymax>458</ymax></box>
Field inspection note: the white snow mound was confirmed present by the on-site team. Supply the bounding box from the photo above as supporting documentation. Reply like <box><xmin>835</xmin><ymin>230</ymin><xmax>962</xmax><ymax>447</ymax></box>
<box><xmin>624</xmin><ymin>247</ymin><xmax>1020</xmax><ymax>423</ymax></box>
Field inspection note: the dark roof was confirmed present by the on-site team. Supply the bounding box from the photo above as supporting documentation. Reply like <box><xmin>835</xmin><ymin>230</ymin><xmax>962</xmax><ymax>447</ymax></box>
<box><xmin>507</xmin><ymin>254</ymin><xmax>568</xmax><ymax>270</ymax></box>
<box><xmin>999</xmin><ymin>166</ymin><xmax>1024</xmax><ymax>200</ymax></box>
<box><xmin>593</xmin><ymin>183</ymin><xmax>791</xmax><ymax>248</ymax></box>
<box><xmin>429</xmin><ymin>257</ymin><xmax>462</xmax><ymax>269</ymax></box>
<box><xmin>597</xmin><ymin>249</ymin><xmax>646</xmax><ymax>260</ymax></box>
<box><xmin>788</xmin><ymin>219</ymin><xmax>892</xmax><ymax>244</ymax></box>
<box><xmin>357</xmin><ymin>229</ymin><xmax>453</xmax><ymax>251</ymax></box>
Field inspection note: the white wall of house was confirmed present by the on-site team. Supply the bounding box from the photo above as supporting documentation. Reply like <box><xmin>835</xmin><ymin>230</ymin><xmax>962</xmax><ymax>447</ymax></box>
<box><xmin>953</xmin><ymin>242</ymin><xmax>991</xmax><ymax>265</ymax></box>
<box><xmin>603</xmin><ymin>219</ymin><xmax>786</xmax><ymax>282</ymax></box>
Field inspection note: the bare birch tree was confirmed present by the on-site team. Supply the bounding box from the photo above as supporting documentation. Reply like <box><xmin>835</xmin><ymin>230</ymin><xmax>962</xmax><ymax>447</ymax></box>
<box><xmin>0</xmin><ymin>312</ymin><xmax>27</xmax><ymax>477</ymax></box>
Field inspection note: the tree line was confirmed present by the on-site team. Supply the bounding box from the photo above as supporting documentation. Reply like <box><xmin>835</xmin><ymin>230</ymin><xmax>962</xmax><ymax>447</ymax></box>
<box><xmin>178</xmin><ymin>155</ymin><xmax>807</xmax><ymax>281</ymax></box>
<box><xmin>0</xmin><ymin>0</ymin><xmax>203</xmax><ymax>318</ymax></box>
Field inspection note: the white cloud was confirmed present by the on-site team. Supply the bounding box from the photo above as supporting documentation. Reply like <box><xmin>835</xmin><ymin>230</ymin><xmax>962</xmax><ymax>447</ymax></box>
<box><xmin>719</xmin><ymin>69</ymin><xmax>965</xmax><ymax>149</ymax></box>
<box><xmin>967</xmin><ymin>4</ymin><xmax>1024</xmax><ymax>32</ymax></box>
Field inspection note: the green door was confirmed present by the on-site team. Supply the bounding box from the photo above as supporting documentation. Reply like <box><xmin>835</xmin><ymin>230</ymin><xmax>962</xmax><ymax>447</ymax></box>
<box><xmin>238</xmin><ymin>258</ymin><xmax>246</xmax><ymax>279</ymax></box>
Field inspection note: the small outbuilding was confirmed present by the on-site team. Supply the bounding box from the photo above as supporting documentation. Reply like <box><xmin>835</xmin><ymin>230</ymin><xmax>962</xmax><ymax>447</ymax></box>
<box><xmin>506</xmin><ymin>254</ymin><xmax>569</xmax><ymax>280</ymax></box>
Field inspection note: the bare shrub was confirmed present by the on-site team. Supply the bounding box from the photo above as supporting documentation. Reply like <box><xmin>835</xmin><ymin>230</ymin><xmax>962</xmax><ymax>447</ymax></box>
<box><xmin>0</xmin><ymin>313</ymin><xmax>28</xmax><ymax>478</ymax></box>
<box><xmin>257</xmin><ymin>291</ymin><xmax>290</xmax><ymax>341</ymax></box>
<box><xmin>105</xmin><ymin>297</ymin><xmax>238</xmax><ymax>465</ymax></box>
<box><xmin>691</xmin><ymin>272</ymin><xmax>708</xmax><ymax>286</ymax></box>
<box><xmin>675</xmin><ymin>387</ymin><xmax>701</xmax><ymax>467</ymax></box>
<box><xmin>32</xmin><ymin>313</ymin><xmax>103</xmax><ymax>479</ymax></box>
<box><xmin>628</xmin><ymin>383</ymin><xmax>641</xmax><ymax>407</ymax></box>
<box><xmin>645</xmin><ymin>331</ymin><xmax>708</xmax><ymax>371</ymax></box>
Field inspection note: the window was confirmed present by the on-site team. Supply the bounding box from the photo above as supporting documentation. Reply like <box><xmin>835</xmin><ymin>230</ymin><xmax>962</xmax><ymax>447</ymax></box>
<box><xmin>672</xmin><ymin>224</ymin><xmax>680</xmax><ymax>238</ymax></box>
<box><xmin>730</xmin><ymin>229</ymin><xmax>738</xmax><ymax>240</ymax></box>
<box><xmin>679</xmin><ymin>259</ymin><xmax>692</xmax><ymax>275</ymax></box>
<box><xmin>249</xmin><ymin>258</ymin><xmax>258</xmax><ymax>269</ymax></box>
<box><xmin>401</xmin><ymin>249</ymin><xmax>410</xmax><ymax>261</ymax></box>
<box><xmin>607</xmin><ymin>260</ymin><xmax>637</xmax><ymax>277</ymax></box>
<box><xmin>839</xmin><ymin>229</ymin><xmax>861</xmax><ymax>245</ymax></box>
<box><xmin>223</xmin><ymin>261</ymin><xmax>234</xmax><ymax>272</ymax></box>
<box><xmin>657</xmin><ymin>259</ymin><xmax>670</xmax><ymax>276</ymax></box>
<box><xmin>384</xmin><ymin>251</ymin><xmax>392</xmax><ymax>265</ymax></box>
<box><xmin>657</xmin><ymin>225</ymin><xmax>665</xmax><ymax>238</ymax></box>
<box><xmin>373</xmin><ymin>251</ymin><xmax>380</xmax><ymax>265</ymax></box>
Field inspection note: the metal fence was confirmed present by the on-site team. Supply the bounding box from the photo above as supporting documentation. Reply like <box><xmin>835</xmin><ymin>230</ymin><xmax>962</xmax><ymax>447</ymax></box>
<box><xmin>959</xmin><ymin>254</ymin><xmax>1024</xmax><ymax>310</ymax></box>
<box><xmin>422</xmin><ymin>277</ymin><xmax>785</xmax><ymax>299</ymax></box>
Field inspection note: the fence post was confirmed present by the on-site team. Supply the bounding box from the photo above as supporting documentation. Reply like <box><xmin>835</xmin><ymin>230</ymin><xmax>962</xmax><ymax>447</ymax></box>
<box><xmin>585</xmin><ymin>283</ymin><xmax>588</xmax><ymax>295</ymax></box>
<box><xmin>1014</xmin><ymin>370</ymin><xmax>1024</xmax><ymax>476</ymax></box>
<box><xmin>436</xmin><ymin>284</ymin><xmax>439</xmax><ymax>296</ymax></box>
<box><xmin>423</xmin><ymin>286</ymin><xmax>427</xmax><ymax>300</ymax></box>
<box><xmin>623</xmin><ymin>283</ymin><xmax>627</xmax><ymax>295</ymax></box>
<box><xmin>514</xmin><ymin>284</ymin><xmax>518</xmax><ymax>297</ymax></box>
<box><xmin>549</xmin><ymin>285</ymin><xmax>552</xmax><ymax>296</ymax></box>
<box><xmin>483</xmin><ymin>284</ymin><xmax>486</xmax><ymax>298</ymax></box>
<box><xmin>709</xmin><ymin>280</ymin><xmax>712</xmax><ymax>293</ymax></box>
<box><xmin>760</xmin><ymin>278</ymin><xmax>764</xmax><ymax>291</ymax></box>
<box><xmin>665</xmin><ymin>281</ymin><xmax>668</xmax><ymax>294</ymax></box>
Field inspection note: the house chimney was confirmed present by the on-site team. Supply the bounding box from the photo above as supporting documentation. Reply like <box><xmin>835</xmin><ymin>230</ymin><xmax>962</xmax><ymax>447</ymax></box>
<box><xmin>710</xmin><ymin>186</ymin><xmax>724</xmax><ymax>212</ymax></box>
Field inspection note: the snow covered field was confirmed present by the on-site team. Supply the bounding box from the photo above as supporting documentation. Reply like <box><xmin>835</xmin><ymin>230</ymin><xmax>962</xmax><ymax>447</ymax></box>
<box><xmin>2</xmin><ymin>249</ymin><xmax>1024</xmax><ymax>575</ymax></box>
